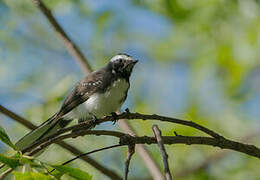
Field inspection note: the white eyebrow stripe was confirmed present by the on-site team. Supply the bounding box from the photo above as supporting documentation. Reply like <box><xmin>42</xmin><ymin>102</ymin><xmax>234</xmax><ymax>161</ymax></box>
<box><xmin>110</xmin><ymin>54</ymin><xmax>133</xmax><ymax>62</ymax></box>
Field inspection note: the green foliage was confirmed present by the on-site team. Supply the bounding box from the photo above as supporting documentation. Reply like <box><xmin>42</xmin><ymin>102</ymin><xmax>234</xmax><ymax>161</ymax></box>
<box><xmin>0</xmin><ymin>125</ymin><xmax>17</xmax><ymax>150</ymax></box>
<box><xmin>13</xmin><ymin>172</ymin><xmax>53</xmax><ymax>180</ymax></box>
<box><xmin>51</xmin><ymin>165</ymin><xmax>92</xmax><ymax>180</ymax></box>
<box><xmin>0</xmin><ymin>152</ymin><xmax>40</xmax><ymax>169</ymax></box>
<box><xmin>0</xmin><ymin>153</ymin><xmax>93</xmax><ymax>179</ymax></box>
<box><xmin>0</xmin><ymin>154</ymin><xmax>21</xmax><ymax>168</ymax></box>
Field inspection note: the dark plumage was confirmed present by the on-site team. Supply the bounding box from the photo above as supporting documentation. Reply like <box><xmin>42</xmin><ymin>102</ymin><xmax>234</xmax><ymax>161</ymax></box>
<box><xmin>15</xmin><ymin>53</ymin><xmax>138</xmax><ymax>152</ymax></box>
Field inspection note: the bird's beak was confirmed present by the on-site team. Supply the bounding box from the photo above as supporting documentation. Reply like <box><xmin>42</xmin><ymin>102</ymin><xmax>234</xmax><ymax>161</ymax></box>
<box><xmin>125</xmin><ymin>59</ymin><xmax>138</xmax><ymax>70</ymax></box>
<box><xmin>132</xmin><ymin>60</ymin><xmax>138</xmax><ymax>64</ymax></box>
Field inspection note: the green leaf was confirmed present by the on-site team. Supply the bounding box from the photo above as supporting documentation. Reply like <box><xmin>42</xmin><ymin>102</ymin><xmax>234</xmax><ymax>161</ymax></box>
<box><xmin>0</xmin><ymin>153</ymin><xmax>39</xmax><ymax>169</ymax></box>
<box><xmin>0</xmin><ymin>153</ymin><xmax>20</xmax><ymax>168</ymax></box>
<box><xmin>13</xmin><ymin>172</ymin><xmax>53</xmax><ymax>180</ymax></box>
<box><xmin>0</xmin><ymin>124</ymin><xmax>18</xmax><ymax>150</ymax></box>
<box><xmin>13</xmin><ymin>153</ymin><xmax>40</xmax><ymax>168</ymax></box>
<box><xmin>52</xmin><ymin>165</ymin><xmax>92</xmax><ymax>180</ymax></box>
<box><xmin>50</xmin><ymin>171</ymin><xmax>63</xmax><ymax>180</ymax></box>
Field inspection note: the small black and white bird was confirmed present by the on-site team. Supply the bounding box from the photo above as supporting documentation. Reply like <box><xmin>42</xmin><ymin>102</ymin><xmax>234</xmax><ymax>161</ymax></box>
<box><xmin>16</xmin><ymin>53</ymin><xmax>138</xmax><ymax>151</ymax></box>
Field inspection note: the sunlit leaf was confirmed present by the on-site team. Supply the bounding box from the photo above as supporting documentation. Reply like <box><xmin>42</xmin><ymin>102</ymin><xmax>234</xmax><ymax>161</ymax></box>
<box><xmin>0</xmin><ymin>125</ymin><xmax>17</xmax><ymax>150</ymax></box>
<box><xmin>52</xmin><ymin>165</ymin><xmax>92</xmax><ymax>180</ymax></box>
<box><xmin>0</xmin><ymin>154</ymin><xmax>20</xmax><ymax>168</ymax></box>
<box><xmin>13</xmin><ymin>172</ymin><xmax>53</xmax><ymax>180</ymax></box>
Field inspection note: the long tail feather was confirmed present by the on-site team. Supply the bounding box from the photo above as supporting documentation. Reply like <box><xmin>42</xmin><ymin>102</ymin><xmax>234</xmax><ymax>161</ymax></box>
<box><xmin>15</xmin><ymin>116</ymin><xmax>71</xmax><ymax>152</ymax></box>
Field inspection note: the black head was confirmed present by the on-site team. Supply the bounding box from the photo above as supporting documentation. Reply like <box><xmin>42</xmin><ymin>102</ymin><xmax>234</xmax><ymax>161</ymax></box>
<box><xmin>107</xmin><ymin>53</ymin><xmax>138</xmax><ymax>79</ymax></box>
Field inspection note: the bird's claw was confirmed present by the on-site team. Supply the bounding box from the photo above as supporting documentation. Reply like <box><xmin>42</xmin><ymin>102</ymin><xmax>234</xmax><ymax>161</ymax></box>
<box><xmin>125</xmin><ymin>108</ymin><xmax>130</xmax><ymax>114</ymax></box>
<box><xmin>89</xmin><ymin>113</ymin><xmax>98</xmax><ymax>127</ymax></box>
<box><xmin>111</xmin><ymin>112</ymin><xmax>118</xmax><ymax>125</ymax></box>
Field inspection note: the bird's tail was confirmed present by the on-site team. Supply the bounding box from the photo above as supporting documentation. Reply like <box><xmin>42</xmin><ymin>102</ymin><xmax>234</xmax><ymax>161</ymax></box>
<box><xmin>15</xmin><ymin>115</ymin><xmax>71</xmax><ymax>152</ymax></box>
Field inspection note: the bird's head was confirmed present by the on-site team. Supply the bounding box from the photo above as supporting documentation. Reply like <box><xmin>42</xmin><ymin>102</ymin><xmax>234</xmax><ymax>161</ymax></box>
<box><xmin>108</xmin><ymin>53</ymin><xmax>138</xmax><ymax>78</ymax></box>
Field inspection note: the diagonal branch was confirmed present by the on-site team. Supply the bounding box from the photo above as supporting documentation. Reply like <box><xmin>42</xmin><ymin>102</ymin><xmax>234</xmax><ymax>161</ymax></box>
<box><xmin>0</xmin><ymin>105</ymin><xmax>37</xmax><ymax>129</ymax></box>
<box><xmin>152</xmin><ymin>125</ymin><xmax>172</xmax><ymax>180</ymax></box>
<box><xmin>55</xmin><ymin>141</ymin><xmax>121</xmax><ymax>179</ymax></box>
<box><xmin>51</xmin><ymin>144</ymin><xmax>123</xmax><ymax>173</ymax></box>
<box><xmin>22</xmin><ymin>128</ymin><xmax>260</xmax><ymax>159</ymax></box>
<box><xmin>175</xmin><ymin>130</ymin><xmax>260</xmax><ymax>178</ymax></box>
<box><xmin>124</xmin><ymin>144</ymin><xmax>135</xmax><ymax>180</ymax></box>
<box><xmin>23</xmin><ymin>110</ymin><xmax>224</xmax><ymax>151</ymax></box>
<box><xmin>0</xmin><ymin>104</ymin><xmax>122</xmax><ymax>180</ymax></box>
<box><xmin>0</xmin><ymin>168</ymin><xmax>13</xmax><ymax>180</ymax></box>
<box><xmin>32</xmin><ymin>0</ymin><xmax>92</xmax><ymax>74</ymax></box>
<box><xmin>25</xmin><ymin>130</ymin><xmax>125</xmax><ymax>155</ymax></box>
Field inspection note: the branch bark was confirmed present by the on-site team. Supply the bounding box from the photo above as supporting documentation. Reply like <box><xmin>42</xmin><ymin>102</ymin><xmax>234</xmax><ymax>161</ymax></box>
<box><xmin>118</xmin><ymin>119</ymin><xmax>164</xmax><ymax>180</ymax></box>
<box><xmin>32</xmin><ymin>0</ymin><xmax>92</xmax><ymax>74</ymax></box>
<box><xmin>23</xmin><ymin>110</ymin><xmax>224</xmax><ymax>152</ymax></box>
<box><xmin>152</xmin><ymin>125</ymin><xmax>172</xmax><ymax>180</ymax></box>
<box><xmin>175</xmin><ymin>130</ymin><xmax>260</xmax><ymax>178</ymax></box>
<box><xmin>0</xmin><ymin>104</ymin><xmax>122</xmax><ymax>180</ymax></box>
<box><xmin>23</xmin><ymin>125</ymin><xmax>260</xmax><ymax>159</ymax></box>
<box><xmin>0</xmin><ymin>168</ymin><xmax>13</xmax><ymax>180</ymax></box>
<box><xmin>124</xmin><ymin>144</ymin><xmax>135</xmax><ymax>180</ymax></box>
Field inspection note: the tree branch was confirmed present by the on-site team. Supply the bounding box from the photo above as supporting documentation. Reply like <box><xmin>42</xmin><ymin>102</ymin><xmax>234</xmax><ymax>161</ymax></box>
<box><xmin>0</xmin><ymin>105</ymin><xmax>37</xmax><ymax>129</ymax></box>
<box><xmin>25</xmin><ymin>130</ymin><xmax>125</xmax><ymax>155</ymax></box>
<box><xmin>59</xmin><ymin>111</ymin><xmax>223</xmax><ymax>139</ymax></box>
<box><xmin>0</xmin><ymin>168</ymin><xmax>13</xmax><ymax>180</ymax></box>
<box><xmin>175</xmin><ymin>130</ymin><xmax>260</xmax><ymax>178</ymax></box>
<box><xmin>0</xmin><ymin>104</ymin><xmax>122</xmax><ymax>180</ymax></box>
<box><xmin>124</xmin><ymin>144</ymin><xmax>135</xmax><ymax>180</ymax></box>
<box><xmin>152</xmin><ymin>125</ymin><xmax>172</xmax><ymax>180</ymax></box>
<box><xmin>22</xmin><ymin>110</ymin><xmax>225</xmax><ymax>154</ymax></box>
<box><xmin>118</xmin><ymin>118</ymin><xmax>164</xmax><ymax>180</ymax></box>
<box><xmin>32</xmin><ymin>0</ymin><xmax>92</xmax><ymax>74</ymax></box>
<box><xmin>23</xmin><ymin>126</ymin><xmax>260</xmax><ymax>159</ymax></box>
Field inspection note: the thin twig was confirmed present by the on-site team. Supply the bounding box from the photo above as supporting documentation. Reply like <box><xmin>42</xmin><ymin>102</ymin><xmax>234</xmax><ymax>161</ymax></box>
<box><xmin>50</xmin><ymin>144</ymin><xmax>122</xmax><ymax>173</ymax></box>
<box><xmin>55</xmin><ymin>142</ymin><xmax>121</xmax><ymax>179</ymax></box>
<box><xmin>0</xmin><ymin>164</ymin><xmax>5</xmax><ymax>169</ymax></box>
<box><xmin>152</xmin><ymin>125</ymin><xmax>172</xmax><ymax>180</ymax></box>
<box><xmin>0</xmin><ymin>168</ymin><xmax>13</xmax><ymax>180</ymax></box>
<box><xmin>124</xmin><ymin>144</ymin><xmax>135</xmax><ymax>180</ymax></box>
<box><xmin>118</xmin><ymin>118</ymin><xmax>163</xmax><ymax>180</ymax></box>
<box><xmin>32</xmin><ymin>0</ymin><xmax>92</xmax><ymax>74</ymax></box>
<box><xmin>0</xmin><ymin>104</ymin><xmax>122</xmax><ymax>180</ymax></box>
<box><xmin>0</xmin><ymin>105</ymin><xmax>37</xmax><ymax>129</ymax></box>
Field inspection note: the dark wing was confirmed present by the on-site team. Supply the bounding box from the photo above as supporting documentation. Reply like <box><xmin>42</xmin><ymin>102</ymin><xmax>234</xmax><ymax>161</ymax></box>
<box><xmin>35</xmin><ymin>71</ymin><xmax>106</xmax><ymax>141</ymax></box>
<box><xmin>55</xmin><ymin>71</ymin><xmax>104</xmax><ymax>121</ymax></box>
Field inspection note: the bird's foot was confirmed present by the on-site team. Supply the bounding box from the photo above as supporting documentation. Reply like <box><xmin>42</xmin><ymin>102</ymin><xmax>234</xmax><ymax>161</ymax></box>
<box><xmin>89</xmin><ymin>113</ymin><xmax>98</xmax><ymax>127</ymax></box>
<box><xmin>111</xmin><ymin>112</ymin><xmax>118</xmax><ymax>125</ymax></box>
<box><xmin>125</xmin><ymin>108</ymin><xmax>130</xmax><ymax>114</ymax></box>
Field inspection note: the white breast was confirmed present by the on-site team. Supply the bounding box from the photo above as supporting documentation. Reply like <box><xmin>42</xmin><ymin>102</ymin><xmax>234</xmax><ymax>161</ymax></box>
<box><xmin>65</xmin><ymin>79</ymin><xmax>129</xmax><ymax>121</ymax></box>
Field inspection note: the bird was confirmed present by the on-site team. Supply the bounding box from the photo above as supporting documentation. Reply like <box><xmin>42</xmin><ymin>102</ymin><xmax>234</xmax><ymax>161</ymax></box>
<box><xmin>15</xmin><ymin>53</ymin><xmax>138</xmax><ymax>152</ymax></box>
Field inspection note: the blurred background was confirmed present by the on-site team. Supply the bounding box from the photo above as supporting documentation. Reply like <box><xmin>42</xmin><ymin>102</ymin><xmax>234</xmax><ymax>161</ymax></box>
<box><xmin>1</xmin><ymin>0</ymin><xmax>260</xmax><ymax>179</ymax></box>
